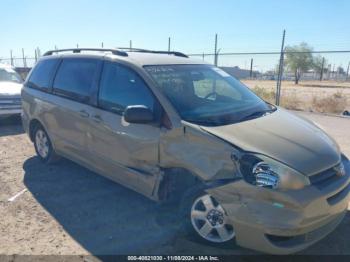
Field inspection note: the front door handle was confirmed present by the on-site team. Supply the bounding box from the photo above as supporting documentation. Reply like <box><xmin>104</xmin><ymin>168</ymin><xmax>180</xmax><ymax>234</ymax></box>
<box><xmin>79</xmin><ymin>110</ymin><xmax>90</xmax><ymax>118</ymax></box>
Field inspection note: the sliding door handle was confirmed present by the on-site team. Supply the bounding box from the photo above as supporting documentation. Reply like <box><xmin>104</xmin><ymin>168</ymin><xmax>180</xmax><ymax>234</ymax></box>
<box><xmin>79</xmin><ymin>110</ymin><xmax>90</xmax><ymax>118</ymax></box>
<box><xmin>91</xmin><ymin>115</ymin><xmax>102</xmax><ymax>123</ymax></box>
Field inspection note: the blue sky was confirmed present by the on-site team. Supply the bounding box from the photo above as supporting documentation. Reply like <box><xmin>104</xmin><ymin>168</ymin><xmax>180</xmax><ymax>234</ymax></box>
<box><xmin>1</xmin><ymin>0</ymin><xmax>350</xmax><ymax>70</ymax></box>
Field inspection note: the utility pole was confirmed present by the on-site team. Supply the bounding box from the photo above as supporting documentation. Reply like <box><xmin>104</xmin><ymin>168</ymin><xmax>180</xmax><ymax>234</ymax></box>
<box><xmin>101</xmin><ymin>42</ymin><xmax>104</xmax><ymax>48</ymax></box>
<box><xmin>129</xmin><ymin>40</ymin><xmax>132</xmax><ymax>50</ymax></box>
<box><xmin>214</xmin><ymin>33</ymin><xmax>218</xmax><ymax>66</ymax></box>
<box><xmin>76</xmin><ymin>44</ymin><xmax>79</xmax><ymax>48</ymax></box>
<box><xmin>320</xmin><ymin>57</ymin><xmax>325</xmax><ymax>81</ymax></box>
<box><xmin>168</xmin><ymin>37</ymin><xmax>171</xmax><ymax>52</ymax></box>
<box><xmin>275</xmin><ymin>30</ymin><xmax>286</xmax><ymax>105</ymax></box>
<box><xmin>250</xmin><ymin>58</ymin><xmax>254</xmax><ymax>78</ymax></box>
<box><xmin>346</xmin><ymin>62</ymin><xmax>350</xmax><ymax>81</ymax></box>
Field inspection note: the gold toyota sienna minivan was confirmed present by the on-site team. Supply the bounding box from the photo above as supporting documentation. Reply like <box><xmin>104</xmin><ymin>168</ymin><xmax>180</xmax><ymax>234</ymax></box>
<box><xmin>21</xmin><ymin>48</ymin><xmax>350</xmax><ymax>254</ymax></box>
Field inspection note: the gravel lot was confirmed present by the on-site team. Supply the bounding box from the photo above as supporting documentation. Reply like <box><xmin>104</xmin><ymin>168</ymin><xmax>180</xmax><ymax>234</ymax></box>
<box><xmin>0</xmin><ymin>112</ymin><xmax>349</xmax><ymax>256</ymax></box>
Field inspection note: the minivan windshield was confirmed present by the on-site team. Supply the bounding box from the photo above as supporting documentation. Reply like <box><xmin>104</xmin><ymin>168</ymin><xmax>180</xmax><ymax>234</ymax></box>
<box><xmin>145</xmin><ymin>64</ymin><xmax>275</xmax><ymax>126</ymax></box>
<box><xmin>0</xmin><ymin>68</ymin><xmax>23</xmax><ymax>83</ymax></box>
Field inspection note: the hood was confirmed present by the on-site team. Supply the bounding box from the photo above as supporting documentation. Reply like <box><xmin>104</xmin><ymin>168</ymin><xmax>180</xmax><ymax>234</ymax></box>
<box><xmin>0</xmin><ymin>82</ymin><xmax>22</xmax><ymax>96</ymax></box>
<box><xmin>200</xmin><ymin>108</ymin><xmax>341</xmax><ymax>176</ymax></box>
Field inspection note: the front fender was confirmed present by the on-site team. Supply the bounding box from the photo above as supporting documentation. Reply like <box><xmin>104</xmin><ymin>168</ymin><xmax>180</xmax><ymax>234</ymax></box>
<box><xmin>159</xmin><ymin>121</ymin><xmax>240</xmax><ymax>181</ymax></box>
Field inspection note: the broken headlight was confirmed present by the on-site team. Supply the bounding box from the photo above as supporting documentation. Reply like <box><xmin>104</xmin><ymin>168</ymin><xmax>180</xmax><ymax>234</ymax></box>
<box><xmin>238</xmin><ymin>153</ymin><xmax>310</xmax><ymax>190</ymax></box>
<box><xmin>252</xmin><ymin>161</ymin><xmax>279</xmax><ymax>188</ymax></box>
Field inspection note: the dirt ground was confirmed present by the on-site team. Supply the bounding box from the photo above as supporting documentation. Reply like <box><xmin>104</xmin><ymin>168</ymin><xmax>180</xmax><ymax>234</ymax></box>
<box><xmin>0</xmin><ymin>113</ymin><xmax>349</xmax><ymax>256</ymax></box>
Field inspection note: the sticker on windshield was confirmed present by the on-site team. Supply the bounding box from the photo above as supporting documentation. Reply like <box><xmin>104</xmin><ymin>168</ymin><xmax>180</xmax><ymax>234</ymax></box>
<box><xmin>212</xmin><ymin>67</ymin><xmax>230</xmax><ymax>77</ymax></box>
<box><xmin>4</xmin><ymin>68</ymin><xmax>15</xmax><ymax>73</ymax></box>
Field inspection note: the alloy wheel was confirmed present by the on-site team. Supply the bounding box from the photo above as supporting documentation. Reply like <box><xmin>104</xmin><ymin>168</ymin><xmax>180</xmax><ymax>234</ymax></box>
<box><xmin>190</xmin><ymin>194</ymin><xmax>235</xmax><ymax>243</ymax></box>
<box><xmin>35</xmin><ymin>129</ymin><xmax>49</xmax><ymax>159</ymax></box>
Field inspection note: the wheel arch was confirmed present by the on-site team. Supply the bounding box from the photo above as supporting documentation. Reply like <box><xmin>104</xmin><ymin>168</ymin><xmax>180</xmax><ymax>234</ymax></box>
<box><xmin>29</xmin><ymin>119</ymin><xmax>43</xmax><ymax>141</ymax></box>
<box><xmin>157</xmin><ymin>167</ymin><xmax>205</xmax><ymax>203</ymax></box>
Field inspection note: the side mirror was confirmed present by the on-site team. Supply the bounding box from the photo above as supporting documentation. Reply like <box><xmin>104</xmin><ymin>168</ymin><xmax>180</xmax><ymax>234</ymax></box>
<box><xmin>124</xmin><ymin>105</ymin><xmax>154</xmax><ymax>124</ymax></box>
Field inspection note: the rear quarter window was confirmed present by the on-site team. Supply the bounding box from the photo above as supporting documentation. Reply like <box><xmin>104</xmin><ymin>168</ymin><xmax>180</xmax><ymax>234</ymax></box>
<box><xmin>27</xmin><ymin>59</ymin><xmax>59</xmax><ymax>91</ymax></box>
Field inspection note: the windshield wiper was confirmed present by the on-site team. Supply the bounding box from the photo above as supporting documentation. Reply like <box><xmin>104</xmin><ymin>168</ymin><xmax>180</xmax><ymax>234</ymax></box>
<box><xmin>184</xmin><ymin>117</ymin><xmax>221</xmax><ymax>126</ymax></box>
<box><xmin>239</xmin><ymin>108</ymin><xmax>276</xmax><ymax>122</ymax></box>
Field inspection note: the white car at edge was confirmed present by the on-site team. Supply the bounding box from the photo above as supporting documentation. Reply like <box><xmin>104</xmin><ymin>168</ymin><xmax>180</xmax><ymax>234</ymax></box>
<box><xmin>0</xmin><ymin>63</ymin><xmax>23</xmax><ymax>118</ymax></box>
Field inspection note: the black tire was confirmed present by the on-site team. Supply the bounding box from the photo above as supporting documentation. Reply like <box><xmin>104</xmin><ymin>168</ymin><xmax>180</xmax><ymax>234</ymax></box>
<box><xmin>33</xmin><ymin>125</ymin><xmax>60</xmax><ymax>164</ymax></box>
<box><xmin>179</xmin><ymin>185</ymin><xmax>236</xmax><ymax>246</ymax></box>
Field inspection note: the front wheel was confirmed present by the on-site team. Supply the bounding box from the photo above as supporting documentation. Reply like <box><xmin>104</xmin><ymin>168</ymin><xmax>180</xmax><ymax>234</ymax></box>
<box><xmin>180</xmin><ymin>188</ymin><xmax>235</xmax><ymax>244</ymax></box>
<box><xmin>33</xmin><ymin>125</ymin><xmax>59</xmax><ymax>164</ymax></box>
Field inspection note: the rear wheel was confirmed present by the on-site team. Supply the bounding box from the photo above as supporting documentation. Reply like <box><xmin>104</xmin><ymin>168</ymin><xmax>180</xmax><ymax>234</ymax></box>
<box><xmin>180</xmin><ymin>187</ymin><xmax>235</xmax><ymax>244</ymax></box>
<box><xmin>33</xmin><ymin>125</ymin><xmax>59</xmax><ymax>163</ymax></box>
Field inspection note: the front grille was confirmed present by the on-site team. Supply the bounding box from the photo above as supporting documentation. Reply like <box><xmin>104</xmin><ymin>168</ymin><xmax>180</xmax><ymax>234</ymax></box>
<box><xmin>0</xmin><ymin>97</ymin><xmax>21</xmax><ymax>106</ymax></box>
<box><xmin>309</xmin><ymin>165</ymin><xmax>340</xmax><ymax>189</ymax></box>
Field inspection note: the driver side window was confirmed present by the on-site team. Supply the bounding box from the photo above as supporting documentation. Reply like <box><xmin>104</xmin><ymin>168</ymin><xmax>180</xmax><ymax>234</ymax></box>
<box><xmin>98</xmin><ymin>62</ymin><xmax>156</xmax><ymax>115</ymax></box>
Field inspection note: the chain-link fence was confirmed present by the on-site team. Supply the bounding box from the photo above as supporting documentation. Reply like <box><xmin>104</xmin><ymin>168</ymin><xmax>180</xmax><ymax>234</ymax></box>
<box><xmin>1</xmin><ymin>46</ymin><xmax>349</xmax><ymax>115</ymax></box>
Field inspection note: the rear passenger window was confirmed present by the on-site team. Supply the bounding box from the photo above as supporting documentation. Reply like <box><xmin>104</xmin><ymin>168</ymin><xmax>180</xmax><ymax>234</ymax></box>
<box><xmin>28</xmin><ymin>59</ymin><xmax>59</xmax><ymax>91</ymax></box>
<box><xmin>53</xmin><ymin>58</ymin><xmax>99</xmax><ymax>102</ymax></box>
<box><xmin>99</xmin><ymin>62</ymin><xmax>155</xmax><ymax>114</ymax></box>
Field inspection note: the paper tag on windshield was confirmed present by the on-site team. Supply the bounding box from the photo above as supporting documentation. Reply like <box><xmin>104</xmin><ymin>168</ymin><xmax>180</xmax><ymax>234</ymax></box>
<box><xmin>212</xmin><ymin>67</ymin><xmax>230</xmax><ymax>77</ymax></box>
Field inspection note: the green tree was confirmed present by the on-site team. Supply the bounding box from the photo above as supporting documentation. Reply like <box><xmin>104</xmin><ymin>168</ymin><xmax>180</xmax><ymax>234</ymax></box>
<box><xmin>285</xmin><ymin>42</ymin><xmax>314</xmax><ymax>84</ymax></box>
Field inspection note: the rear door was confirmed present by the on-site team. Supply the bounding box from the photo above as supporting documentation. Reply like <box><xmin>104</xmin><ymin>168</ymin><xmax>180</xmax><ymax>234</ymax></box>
<box><xmin>49</xmin><ymin>57</ymin><xmax>101</xmax><ymax>163</ymax></box>
<box><xmin>87</xmin><ymin>61</ymin><xmax>162</xmax><ymax>197</ymax></box>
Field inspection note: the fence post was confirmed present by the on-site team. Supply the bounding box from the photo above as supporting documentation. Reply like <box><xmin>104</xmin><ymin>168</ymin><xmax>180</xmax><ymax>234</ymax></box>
<box><xmin>250</xmin><ymin>58</ymin><xmax>254</xmax><ymax>78</ymax></box>
<box><xmin>10</xmin><ymin>50</ymin><xmax>14</xmax><ymax>66</ymax></box>
<box><xmin>168</xmin><ymin>37</ymin><xmax>171</xmax><ymax>52</ymax></box>
<box><xmin>320</xmin><ymin>57</ymin><xmax>325</xmax><ymax>81</ymax></box>
<box><xmin>35</xmin><ymin>49</ymin><xmax>38</xmax><ymax>63</ymax></box>
<box><xmin>22</xmin><ymin>48</ymin><xmax>27</xmax><ymax>67</ymax></box>
<box><xmin>37</xmin><ymin>47</ymin><xmax>41</xmax><ymax>58</ymax></box>
<box><xmin>275</xmin><ymin>30</ymin><xmax>286</xmax><ymax>106</ymax></box>
<box><xmin>214</xmin><ymin>33</ymin><xmax>218</xmax><ymax>66</ymax></box>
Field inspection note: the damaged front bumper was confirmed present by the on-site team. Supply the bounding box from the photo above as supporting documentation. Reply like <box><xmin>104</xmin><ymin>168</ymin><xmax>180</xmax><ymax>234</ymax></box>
<box><xmin>206</xmin><ymin>157</ymin><xmax>350</xmax><ymax>254</ymax></box>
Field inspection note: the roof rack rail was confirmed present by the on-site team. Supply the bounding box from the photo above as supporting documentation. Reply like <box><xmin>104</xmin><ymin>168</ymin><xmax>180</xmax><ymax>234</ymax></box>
<box><xmin>43</xmin><ymin>48</ymin><xmax>128</xmax><ymax>57</ymax></box>
<box><xmin>117</xmin><ymin>47</ymin><xmax>189</xmax><ymax>58</ymax></box>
